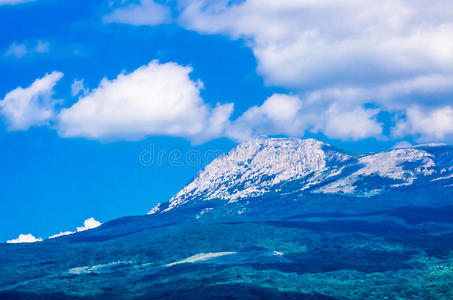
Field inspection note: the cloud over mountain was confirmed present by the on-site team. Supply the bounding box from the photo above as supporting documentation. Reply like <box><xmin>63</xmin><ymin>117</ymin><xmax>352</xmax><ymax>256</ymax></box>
<box><xmin>57</xmin><ymin>61</ymin><xmax>234</xmax><ymax>143</ymax></box>
<box><xmin>98</xmin><ymin>0</ymin><xmax>453</xmax><ymax>142</ymax></box>
<box><xmin>175</xmin><ymin>0</ymin><xmax>453</xmax><ymax>142</ymax></box>
<box><xmin>76</xmin><ymin>217</ymin><xmax>102</xmax><ymax>232</ymax></box>
<box><xmin>394</xmin><ymin>106</ymin><xmax>453</xmax><ymax>141</ymax></box>
<box><xmin>178</xmin><ymin>0</ymin><xmax>453</xmax><ymax>89</ymax></box>
<box><xmin>48</xmin><ymin>217</ymin><xmax>102</xmax><ymax>240</ymax></box>
<box><xmin>227</xmin><ymin>94</ymin><xmax>382</xmax><ymax>141</ymax></box>
<box><xmin>7</xmin><ymin>234</ymin><xmax>43</xmax><ymax>244</ymax></box>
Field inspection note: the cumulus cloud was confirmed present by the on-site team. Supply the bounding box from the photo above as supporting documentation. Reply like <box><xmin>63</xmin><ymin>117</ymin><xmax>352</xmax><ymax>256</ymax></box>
<box><xmin>227</xmin><ymin>94</ymin><xmax>306</xmax><ymax>141</ymax></box>
<box><xmin>227</xmin><ymin>94</ymin><xmax>382</xmax><ymax>141</ymax></box>
<box><xmin>0</xmin><ymin>62</ymin><xmax>379</xmax><ymax>142</ymax></box>
<box><xmin>393</xmin><ymin>106</ymin><xmax>453</xmax><ymax>141</ymax></box>
<box><xmin>304</xmin><ymin>74</ymin><xmax>453</xmax><ymax>111</ymax></box>
<box><xmin>58</xmin><ymin>60</ymin><xmax>233</xmax><ymax>143</ymax></box>
<box><xmin>100</xmin><ymin>0</ymin><xmax>453</xmax><ymax>142</ymax></box>
<box><xmin>48</xmin><ymin>217</ymin><xmax>102</xmax><ymax>239</ymax></box>
<box><xmin>0</xmin><ymin>58</ymin><xmax>446</xmax><ymax>143</ymax></box>
<box><xmin>7</xmin><ymin>234</ymin><xmax>43</xmax><ymax>244</ymax></box>
<box><xmin>4</xmin><ymin>40</ymin><xmax>50</xmax><ymax>59</ymax></box>
<box><xmin>320</xmin><ymin>105</ymin><xmax>382</xmax><ymax>140</ymax></box>
<box><xmin>76</xmin><ymin>217</ymin><xmax>102</xmax><ymax>232</ymax></box>
<box><xmin>171</xmin><ymin>0</ymin><xmax>453</xmax><ymax>142</ymax></box>
<box><xmin>0</xmin><ymin>71</ymin><xmax>63</xmax><ymax>131</ymax></box>
<box><xmin>104</xmin><ymin>0</ymin><xmax>171</xmax><ymax>26</ymax></box>
<box><xmin>178</xmin><ymin>0</ymin><xmax>453</xmax><ymax>89</ymax></box>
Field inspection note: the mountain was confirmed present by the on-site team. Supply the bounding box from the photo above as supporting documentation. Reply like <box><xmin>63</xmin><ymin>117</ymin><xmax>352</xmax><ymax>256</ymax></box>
<box><xmin>1</xmin><ymin>138</ymin><xmax>453</xmax><ymax>299</ymax></box>
<box><xmin>148</xmin><ymin>138</ymin><xmax>453</xmax><ymax>218</ymax></box>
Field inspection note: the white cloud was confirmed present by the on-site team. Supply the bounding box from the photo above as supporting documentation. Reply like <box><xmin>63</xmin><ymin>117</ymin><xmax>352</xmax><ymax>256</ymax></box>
<box><xmin>227</xmin><ymin>94</ymin><xmax>306</xmax><ymax>141</ymax></box>
<box><xmin>96</xmin><ymin>1</ymin><xmax>453</xmax><ymax>142</ymax></box>
<box><xmin>7</xmin><ymin>234</ymin><xmax>43</xmax><ymax>244</ymax></box>
<box><xmin>4</xmin><ymin>40</ymin><xmax>50</xmax><ymax>59</ymax></box>
<box><xmin>393</xmin><ymin>141</ymin><xmax>412</xmax><ymax>149</ymax></box>
<box><xmin>71</xmin><ymin>79</ymin><xmax>88</xmax><ymax>97</ymax></box>
<box><xmin>227</xmin><ymin>94</ymin><xmax>382</xmax><ymax>142</ymax></box>
<box><xmin>304</xmin><ymin>74</ymin><xmax>453</xmax><ymax>111</ymax></box>
<box><xmin>5</xmin><ymin>218</ymin><xmax>102</xmax><ymax>242</ymax></box>
<box><xmin>4</xmin><ymin>43</ymin><xmax>27</xmax><ymax>58</ymax></box>
<box><xmin>393</xmin><ymin>106</ymin><xmax>453</xmax><ymax>141</ymax></box>
<box><xmin>58</xmin><ymin>60</ymin><xmax>233</xmax><ymax>143</ymax></box>
<box><xmin>35</xmin><ymin>40</ymin><xmax>50</xmax><ymax>54</ymax></box>
<box><xmin>76</xmin><ymin>217</ymin><xmax>102</xmax><ymax>232</ymax></box>
<box><xmin>47</xmin><ymin>217</ymin><xmax>102</xmax><ymax>239</ymax></box>
<box><xmin>178</xmin><ymin>0</ymin><xmax>453</xmax><ymax>90</ymax></box>
<box><xmin>320</xmin><ymin>105</ymin><xmax>382</xmax><ymax>141</ymax></box>
<box><xmin>0</xmin><ymin>71</ymin><xmax>63</xmax><ymax>131</ymax></box>
<box><xmin>0</xmin><ymin>63</ymin><xmax>380</xmax><ymax>142</ymax></box>
<box><xmin>173</xmin><ymin>0</ymin><xmax>453</xmax><ymax>141</ymax></box>
<box><xmin>104</xmin><ymin>0</ymin><xmax>171</xmax><ymax>26</ymax></box>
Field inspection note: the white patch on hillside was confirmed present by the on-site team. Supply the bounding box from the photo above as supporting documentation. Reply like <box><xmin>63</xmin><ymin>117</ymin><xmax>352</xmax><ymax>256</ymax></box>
<box><xmin>48</xmin><ymin>231</ymin><xmax>73</xmax><ymax>239</ymax></box>
<box><xmin>68</xmin><ymin>261</ymin><xmax>131</xmax><ymax>275</ymax></box>
<box><xmin>195</xmin><ymin>207</ymin><xmax>214</xmax><ymax>219</ymax></box>
<box><xmin>317</xmin><ymin>148</ymin><xmax>436</xmax><ymax>195</ymax></box>
<box><xmin>165</xmin><ymin>252</ymin><xmax>236</xmax><ymax>267</ymax></box>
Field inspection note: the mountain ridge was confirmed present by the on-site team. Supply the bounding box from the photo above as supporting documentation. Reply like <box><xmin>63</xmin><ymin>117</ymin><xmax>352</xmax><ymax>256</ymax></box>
<box><xmin>148</xmin><ymin>137</ymin><xmax>453</xmax><ymax>215</ymax></box>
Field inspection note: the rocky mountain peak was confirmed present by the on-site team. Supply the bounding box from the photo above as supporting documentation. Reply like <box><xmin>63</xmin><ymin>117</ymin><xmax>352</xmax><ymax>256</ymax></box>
<box><xmin>148</xmin><ymin>138</ymin><xmax>453</xmax><ymax>215</ymax></box>
<box><xmin>162</xmin><ymin>138</ymin><xmax>352</xmax><ymax>212</ymax></box>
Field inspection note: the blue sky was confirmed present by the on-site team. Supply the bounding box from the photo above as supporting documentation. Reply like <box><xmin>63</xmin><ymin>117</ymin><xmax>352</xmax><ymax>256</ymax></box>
<box><xmin>1</xmin><ymin>0</ymin><xmax>453</xmax><ymax>242</ymax></box>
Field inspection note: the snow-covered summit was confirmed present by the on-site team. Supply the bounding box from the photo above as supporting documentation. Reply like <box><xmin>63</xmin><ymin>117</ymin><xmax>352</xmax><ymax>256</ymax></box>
<box><xmin>149</xmin><ymin>138</ymin><xmax>453</xmax><ymax>214</ymax></box>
